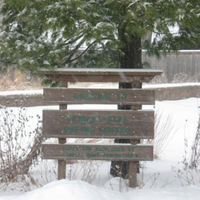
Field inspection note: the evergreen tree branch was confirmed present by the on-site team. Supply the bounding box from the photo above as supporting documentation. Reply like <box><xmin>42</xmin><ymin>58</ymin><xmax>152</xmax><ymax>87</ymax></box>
<box><xmin>0</xmin><ymin>59</ymin><xmax>17</xmax><ymax>65</ymax></box>
<box><xmin>64</xmin><ymin>33</ymin><xmax>85</xmax><ymax>46</ymax></box>
<box><xmin>64</xmin><ymin>40</ymin><xmax>97</xmax><ymax>65</ymax></box>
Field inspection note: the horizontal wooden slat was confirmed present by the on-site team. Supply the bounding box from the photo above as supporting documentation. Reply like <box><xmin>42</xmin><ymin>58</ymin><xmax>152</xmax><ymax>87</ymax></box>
<box><xmin>42</xmin><ymin>144</ymin><xmax>153</xmax><ymax>161</ymax></box>
<box><xmin>43</xmin><ymin>110</ymin><xmax>154</xmax><ymax>139</ymax></box>
<box><xmin>43</xmin><ymin>88</ymin><xmax>155</xmax><ymax>105</ymax></box>
<box><xmin>40</xmin><ymin>68</ymin><xmax>162</xmax><ymax>83</ymax></box>
<box><xmin>44</xmin><ymin>75</ymin><xmax>155</xmax><ymax>83</ymax></box>
<box><xmin>40</xmin><ymin>68</ymin><xmax>163</xmax><ymax>75</ymax></box>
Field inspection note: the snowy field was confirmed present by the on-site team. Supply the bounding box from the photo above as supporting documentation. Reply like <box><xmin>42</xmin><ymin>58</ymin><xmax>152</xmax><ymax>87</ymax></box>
<box><xmin>1</xmin><ymin>85</ymin><xmax>200</xmax><ymax>200</ymax></box>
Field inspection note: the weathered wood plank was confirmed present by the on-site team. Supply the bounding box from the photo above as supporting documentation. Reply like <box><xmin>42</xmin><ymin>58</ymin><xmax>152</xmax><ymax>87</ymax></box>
<box><xmin>42</xmin><ymin>144</ymin><xmax>153</xmax><ymax>161</ymax></box>
<box><xmin>58</xmin><ymin>81</ymin><xmax>68</xmax><ymax>180</ymax></box>
<box><xmin>40</xmin><ymin>68</ymin><xmax>162</xmax><ymax>83</ymax></box>
<box><xmin>40</xmin><ymin>68</ymin><xmax>163</xmax><ymax>75</ymax></box>
<box><xmin>43</xmin><ymin>110</ymin><xmax>154</xmax><ymax>139</ymax></box>
<box><xmin>43</xmin><ymin>88</ymin><xmax>155</xmax><ymax>105</ymax></box>
<box><xmin>129</xmin><ymin>81</ymin><xmax>142</xmax><ymax>187</ymax></box>
<box><xmin>44</xmin><ymin>75</ymin><xmax>155</xmax><ymax>83</ymax></box>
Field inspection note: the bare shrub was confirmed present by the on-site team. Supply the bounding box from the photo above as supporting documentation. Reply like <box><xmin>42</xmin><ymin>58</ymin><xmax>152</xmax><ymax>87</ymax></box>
<box><xmin>153</xmin><ymin>109</ymin><xmax>178</xmax><ymax>159</ymax></box>
<box><xmin>172</xmin><ymin>114</ymin><xmax>200</xmax><ymax>186</ymax></box>
<box><xmin>149</xmin><ymin>73</ymin><xmax>168</xmax><ymax>84</ymax></box>
<box><xmin>66</xmin><ymin>160</ymin><xmax>101</xmax><ymax>184</ymax></box>
<box><xmin>0</xmin><ymin>106</ymin><xmax>43</xmax><ymax>183</ymax></box>
<box><xmin>190</xmin><ymin>115</ymin><xmax>200</xmax><ymax>168</ymax></box>
<box><xmin>172</xmin><ymin>73</ymin><xmax>198</xmax><ymax>83</ymax></box>
<box><xmin>149</xmin><ymin>72</ymin><xmax>198</xmax><ymax>84</ymax></box>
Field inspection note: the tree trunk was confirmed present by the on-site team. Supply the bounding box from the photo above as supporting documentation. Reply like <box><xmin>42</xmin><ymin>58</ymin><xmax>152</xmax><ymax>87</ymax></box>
<box><xmin>119</xmin><ymin>34</ymin><xmax>142</xmax><ymax>69</ymax></box>
<box><xmin>110</xmin><ymin>33</ymin><xmax>142</xmax><ymax>178</ymax></box>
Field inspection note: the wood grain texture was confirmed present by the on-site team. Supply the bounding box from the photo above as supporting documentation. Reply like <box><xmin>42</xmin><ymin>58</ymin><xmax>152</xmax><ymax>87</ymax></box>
<box><xmin>42</xmin><ymin>144</ymin><xmax>153</xmax><ymax>161</ymax></box>
<box><xmin>43</xmin><ymin>110</ymin><xmax>154</xmax><ymax>139</ymax></box>
<box><xmin>43</xmin><ymin>88</ymin><xmax>155</xmax><ymax>105</ymax></box>
<box><xmin>57</xmin><ymin>81</ymin><xmax>67</xmax><ymax>180</ymax></box>
<box><xmin>40</xmin><ymin>68</ymin><xmax>162</xmax><ymax>83</ymax></box>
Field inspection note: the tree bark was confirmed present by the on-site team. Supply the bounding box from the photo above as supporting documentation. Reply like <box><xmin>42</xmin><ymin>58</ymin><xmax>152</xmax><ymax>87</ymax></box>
<box><xmin>110</xmin><ymin>33</ymin><xmax>142</xmax><ymax>178</ymax></box>
<box><xmin>119</xmin><ymin>34</ymin><xmax>142</xmax><ymax>69</ymax></box>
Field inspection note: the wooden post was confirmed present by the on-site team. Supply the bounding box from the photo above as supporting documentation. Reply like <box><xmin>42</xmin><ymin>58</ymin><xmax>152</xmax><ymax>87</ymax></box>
<box><xmin>58</xmin><ymin>81</ymin><xmax>68</xmax><ymax>180</ymax></box>
<box><xmin>128</xmin><ymin>81</ymin><xmax>142</xmax><ymax>188</ymax></box>
<box><xmin>128</xmin><ymin>140</ymin><xmax>139</xmax><ymax>187</ymax></box>
<box><xmin>58</xmin><ymin>138</ymin><xmax>66</xmax><ymax>180</ymax></box>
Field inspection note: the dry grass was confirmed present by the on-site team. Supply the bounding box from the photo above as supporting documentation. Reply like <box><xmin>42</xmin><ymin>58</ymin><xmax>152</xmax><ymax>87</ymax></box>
<box><xmin>149</xmin><ymin>109</ymin><xmax>179</xmax><ymax>159</ymax></box>
<box><xmin>150</xmin><ymin>72</ymin><xmax>198</xmax><ymax>84</ymax></box>
<box><xmin>0</xmin><ymin>69</ymin><xmax>42</xmax><ymax>91</ymax></box>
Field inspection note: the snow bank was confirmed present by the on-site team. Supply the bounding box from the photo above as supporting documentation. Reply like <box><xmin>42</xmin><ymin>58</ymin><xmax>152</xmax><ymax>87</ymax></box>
<box><xmin>1</xmin><ymin>179</ymin><xmax>200</xmax><ymax>200</ymax></box>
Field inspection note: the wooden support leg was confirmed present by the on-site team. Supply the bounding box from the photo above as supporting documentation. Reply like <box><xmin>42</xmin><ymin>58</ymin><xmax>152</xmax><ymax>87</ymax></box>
<box><xmin>58</xmin><ymin>82</ymin><xmax>68</xmax><ymax>180</ymax></box>
<box><xmin>58</xmin><ymin>160</ymin><xmax>66</xmax><ymax>180</ymax></box>
<box><xmin>128</xmin><ymin>139</ymin><xmax>140</xmax><ymax>188</ymax></box>
<box><xmin>58</xmin><ymin>138</ymin><xmax>66</xmax><ymax>180</ymax></box>
<box><xmin>128</xmin><ymin>82</ymin><xmax>142</xmax><ymax>188</ymax></box>
<box><xmin>128</xmin><ymin>161</ymin><xmax>138</xmax><ymax>188</ymax></box>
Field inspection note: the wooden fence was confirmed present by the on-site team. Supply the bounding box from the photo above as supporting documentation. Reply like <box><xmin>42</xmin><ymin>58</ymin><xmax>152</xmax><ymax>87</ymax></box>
<box><xmin>143</xmin><ymin>50</ymin><xmax>200</xmax><ymax>82</ymax></box>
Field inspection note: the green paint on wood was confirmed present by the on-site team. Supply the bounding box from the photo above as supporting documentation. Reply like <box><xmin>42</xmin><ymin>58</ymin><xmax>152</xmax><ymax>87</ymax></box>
<box><xmin>67</xmin><ymin>115</ymin><xmax>128</xmax><ymax>123</ymax></box>
<box><xmin>61</xmin><ymin>145</ymin><xmax>135</xmax><ymax>159</ymax></box>
<box><xmin>73</xmin><ymin>93</ymin><xmax>127</xmax><ymax>101</ymax></box>
<box><xmin>74</xmin><ymin>93</ymin><xmax>110</xmax><ymax>100</ymax></box>
<box><xmin>100</xmin><ymin>126</ymin><xmax>130</xmax><ymax>134</ymax></box>
<box><xmin>64</xmin><ymin>126</ymin><xmax>95</xmax><ymax>134</ymax></box>
<box><xmin>64</xmin><ymin>126</ymin><xmax>130</xmax><ymax>134</ymax></box>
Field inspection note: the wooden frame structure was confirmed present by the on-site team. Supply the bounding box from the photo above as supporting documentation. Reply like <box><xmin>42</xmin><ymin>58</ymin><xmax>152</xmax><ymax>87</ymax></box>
<box><xmin>40</xmin><ymin>68</ymin><xmax>162</xmax><ymax>188</ymax></box>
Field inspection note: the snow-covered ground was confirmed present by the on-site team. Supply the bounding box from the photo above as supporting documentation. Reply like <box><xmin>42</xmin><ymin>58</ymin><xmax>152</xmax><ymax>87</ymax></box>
<box><xmin>1</xmin><ymin>84</ymin><xmax>200</xmax><ymax>200</ymax></box>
